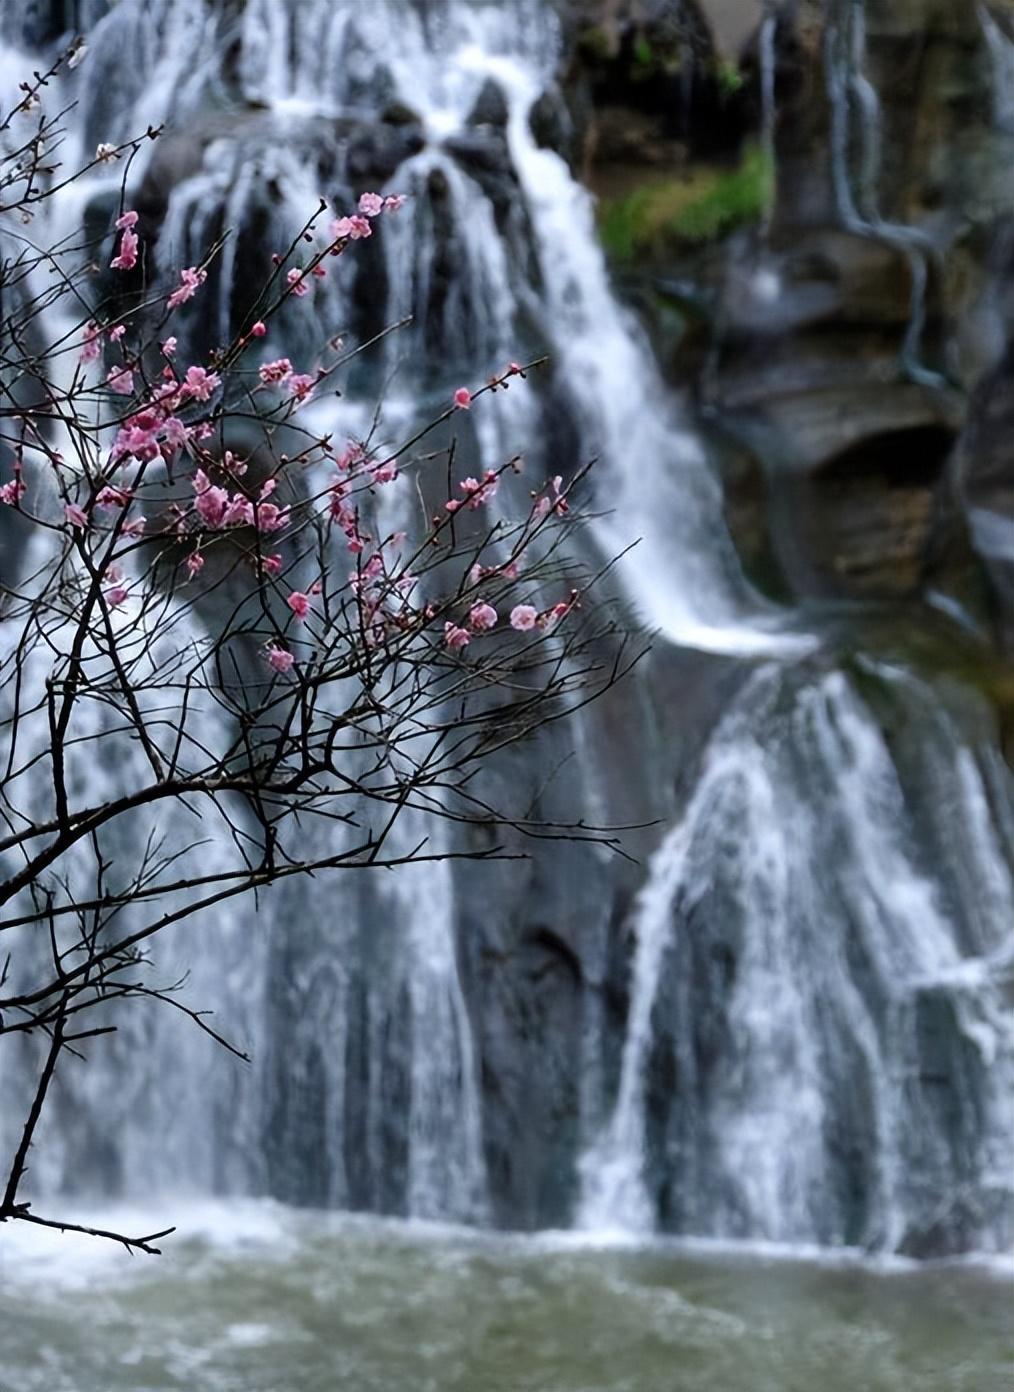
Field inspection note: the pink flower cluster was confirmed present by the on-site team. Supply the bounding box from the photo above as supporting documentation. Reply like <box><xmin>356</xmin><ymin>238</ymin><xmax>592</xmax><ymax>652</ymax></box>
<box><xmin>96</xmin><ymin>485</ymin><xmax>131</xmax><ymax>509</ymax></box>
<box><xmin>80</xmin><ymin>321</ymin><xmax>102</xmax><ymax>362</ymax></box>
<box><xmin>329</xmin><ymin>481</ymin><xmax>367</xmax><ymax>554</ymax></box>
<box><xmin>348</xmin><ymin>549</ymin><xmax>415</xmax><ymax>648</ymax></box>
<box><xmin>0</xmin><ymin>463</ymin><xmax>25</xmax><ymax>506</ymax></box>
<box><xmin>257</xmin><ymin>358</ymin><xmax>317</xmax><ymax>407</ymax></box>
<box><xmin>533</xmin><ymin>475</ymin><xmax>569</xmax><ymax>521</ymax></box>
<box><xmin>513</xmin><ymin>597</ymin><xmax>576</xmax><ymax>633</ymax></box>
<box><xmin>167</xmin><ymin>265</ymin><xmax>207</xmax><ymax>310</ymax></box>
<box><xmin>108</xmin><ymin>363</ymin><xmax>220</xmax><ymax>463</ymax></box>
<box><xmin>107</xmin><ymin>365</ymin><xmax>134</xmax><ymax>395</ymax></box>
<box><xmin>266</xmin><ymin>644</ymin><xmax>295</xmax><ymax>673</ymax></box>
<box><xmin>287</xmin><ymin>267</ymin><xmax>310</xmax><ymax>297</ymax></box>
<box><xmin>327</xmin><ymin>441</ymin><xmax>404</xmax><ymax>552</ymax></box>
<box><xmin>110</xmin><ymin>210</ymin><xmax>138</xmax><ymax>271</ymax></box>
<box><xmin>444</xmin><ymin>592</ymin><xmax>574</xmax><ymax>649</ymax></box>
<box><xmin>182</xmin><ymin>364</ymin><xmax>220</xmax><ymax>402</ymax></box>
<box><xmin>191</xmin><ymin>469</ymin><xmax>290</xmax><ymax>534</ymax></box>
<box><xmin>445</xmin><ymin>470</ymin><xmax>499</xmax><ymax>513</ymax></box>
<box><xmin>442</xmin><ymin>600</ymin><xmax>501</xmax><ymax>650</ymax></box>
<box><xmin>259</xmin><ymin>358</ymin><xmax>292</xmax><ymax>385</ymax></box>
<box><xmin>329</xmin><ymin>190</ymin><xmax>406</xmax><ymax>244</ymax></box>
<box><xmin>330</xmin><ymin>215</ymin><xmax>371</xmax><ymax>241</ymax></box>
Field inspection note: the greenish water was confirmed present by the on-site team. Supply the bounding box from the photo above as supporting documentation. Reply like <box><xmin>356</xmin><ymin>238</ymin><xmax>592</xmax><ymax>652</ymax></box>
<box><xmin>0</xmin><ymin>1203</ymin><xmax>1010</xmax><ymax>1391</ymax></box>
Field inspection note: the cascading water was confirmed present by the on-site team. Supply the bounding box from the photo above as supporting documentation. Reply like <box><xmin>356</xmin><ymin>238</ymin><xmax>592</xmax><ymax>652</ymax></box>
<box><xmin>0</xmin><ymin>529</ymin><xmax>272</xmax><ymax>1198</ymax></box>
<box><xmin>823</xmin><ymin>0</ymin><xmax>943</xmax><ymax>388</ymax></box>
<box><xmin>2</xmin><ymin>0</ymin><xmax>1012</xmax><ymax>1258</ymax></box>
<box><xmin>578</xmin><ymin>662</ymin><xmax>1014</xmax><ymax>1255</ymax></box>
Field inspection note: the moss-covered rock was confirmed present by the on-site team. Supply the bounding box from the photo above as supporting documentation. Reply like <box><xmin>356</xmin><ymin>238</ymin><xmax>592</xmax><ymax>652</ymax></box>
<box><xmin>598</xmin><ymin>144</ymin><xmax>773</xmax><ymax>259</ymax></box>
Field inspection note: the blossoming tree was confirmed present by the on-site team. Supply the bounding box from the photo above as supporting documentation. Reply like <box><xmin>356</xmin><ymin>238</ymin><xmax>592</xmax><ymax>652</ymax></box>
<box><xmin>0</xmin><ymin>43</ymin><xmax>635</xmax><ymax>1253</ymax></box>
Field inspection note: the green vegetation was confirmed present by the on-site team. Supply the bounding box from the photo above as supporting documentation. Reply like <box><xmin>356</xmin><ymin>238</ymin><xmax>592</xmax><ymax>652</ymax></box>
<box><xmin>633</xmin><ymin>36</ymin><xmax>654</xmax><ymax>69</ymax></box>
<box><xmin>716</xmin><ymin>60</ymin><xmax>744</xmax><ymax>96</ymax></box>
<box><xmin>598</xmin><ymin>146</ymin><xmax>774</xmax><ymax>261</ymax></box>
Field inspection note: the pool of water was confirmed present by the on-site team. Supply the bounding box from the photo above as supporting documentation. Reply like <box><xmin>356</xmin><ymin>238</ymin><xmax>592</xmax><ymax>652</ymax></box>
<box><xmin>0</xmin><ymin>1202</ymin><xmax>1010</xmax><ymax>1391</ymax></box>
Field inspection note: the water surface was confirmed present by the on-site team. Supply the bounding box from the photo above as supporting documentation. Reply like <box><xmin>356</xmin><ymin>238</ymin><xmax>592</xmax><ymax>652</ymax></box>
<box><xmin>1</xmin><ymin>1202</ymin><xmax>1010</xmax><ymax>1391</ymax></box>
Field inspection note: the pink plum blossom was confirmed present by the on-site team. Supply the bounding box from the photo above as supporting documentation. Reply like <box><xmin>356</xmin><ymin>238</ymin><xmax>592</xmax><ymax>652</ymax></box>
<box><xmin>0</xmin><ymin>469</ymin><xmax>25</xmax><ymax>505</ymax></box>
<box><xmin>330</xmin><ymin>215</ymin><xmax>372</xmax><ymax>241</ymax></box>
<box><xmin>383</xmin><ymin>194</ymin><xmax>406</xmax><ymax>212</ymax></box>
<box><xmin>286</xmin><ymin>372</ymin><xmax>315</xmax><ymax>403</ymax></box>
<box><xmin>115</xmin><ymin>210</ymin><xmax>138</xmax><ymax>230</ymax></box>
<box><xmin>469</xmin><ymin>602</ymin><xmax>498</xmax><ymax>632</ymax></box>
<box><xmin>254</xmin><ymin>502</ymin><xmax>289</xmax><ymax>533</ymax></box>
<box><xmin>443</xmin><ymin>622</ymin><xmax>471</xmax><ymax>650</ymax></box>
<box><xmin>186</xmin><ymin>551</ymin><xmax>204</xmax><ymax>578</ymax></box>
<box><xmin>286</xmin><ymin>590</ymin><xmax>310</xmax><ymax>620</ymax></box>
<box><xmin>182</xmin><ymin>364</ymin><xmax>221</xmax><ymax>402</ymax></box>
<box><xmin>110</xmin><ymin>226</ymin><xmax>138</xmax><ymax>271</ymax></box>
<box><xmin>222</xmin><ymin>495</ymin><xmax>254</xmax><ymax>527</ymax></box>
<box><xmin>510</xmin><ymin>604</ymin><xmax>538</xmax><ymax>632</ymax></box>
<box><xmin>105</xmin><ymin>586</ymin><xmax>129</xmax><ymax>607</ymax></box>
<box><xmin>161</xmin><ymin>336</ymin><xmax>177</xmax><ymax>356</ymax></box>
<box><xmin>358</xmin><ymin>192</ymin><xmax>384</xmax><ymax>217</ymax></box>
<box><xmin>445</xmin><ymin>470</ymin><xmax>498</xmax><ymax>512</ymax></box>
<box><xmin>64</xmin><ymin>502</ymin><xmax>88</xmax><ymax>529</ymax></box>
<box><xmin>250</xmin><ymin>320</ymin><xmax>267</xmax><ymax>337</ymax></box>
<box><xmin>286</xmin><ymin>268</ymin><xmax>309</xmax><ymax>297</ymax></box>
<box><xmin>167</xmin><ymin>265</ymin><xmax>207</xmax><ymax>310</ymax></box>
<box><xmin>80</xmin><ymin>322</ymin><xmax>101</xmax><ymax>362</ymax></box>
<box><xmin>107</xmin><ymin>365</ymin><xmax>134</xmax><ymax>395</ymax></box>
<box><xmin>266</xmin><ymin>645</ymin><xmax>295</xmax><ymax>673</ymax></box>
<box><xmin>542</xmin><ymin>598</ymin><xmax>574</xmax><ymax>630</ymax></box>
<box><xmin>259</xmin><ymin>358</ymin><xmax>292</xmax><ymax>385</ymax></box>
<box><xmin>453</xmin><ymin>387</ymin><xmax>471</xmax><ymax>409</ymax></box>
<box><xmin>96</xmin><ymin>485</ymin><xmax>131</xmax><ymax>509</ymax></box>
<box><xmin>192</xmin><ymin>470</ymin><xmax>230</xmax><ymax>528</ymax></box>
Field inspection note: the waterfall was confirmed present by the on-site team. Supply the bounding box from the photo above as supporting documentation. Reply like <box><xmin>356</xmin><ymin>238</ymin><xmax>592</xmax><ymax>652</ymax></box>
<box><xmin>980</xmin><ymin>4</ymin><xmax>1014</xmax><ymax>134</ymax></box>
<box><xmin>758</xmin><ymin>2</ymin><xmax>778</xmax><ymax>240</ymax></box>
<box><xmin>2</xmin><ymin>0</ymin><xmax>1012</xmax><ymax>1256</ymax></box>
<box><xmin>823</xmin><ymin>0</ymin><xmax>943</xmax><ymax>389</ymax></box>
<box><xmin>0</xmin><ymin>532</ymin><xmax>272</xmax><ymax>1197</ymax></box>
<box><xmin>579</xmin><ymin>663</ymin><xmax>1014</xmax><ymax>1255</ymax></box>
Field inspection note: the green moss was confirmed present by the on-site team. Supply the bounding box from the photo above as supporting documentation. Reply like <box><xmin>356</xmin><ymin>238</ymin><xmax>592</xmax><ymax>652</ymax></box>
<box><xmin>598</xmin><ymin>147</ymin><xmax>774</xmax><ymax>261</ymax></box>
<box><xmin>716</xmin><ymin>60</ymin><xmax>744</xmax><ymax>96</ymax></box>
<box><xmin>633</xmin><ymin>36</ymin><xmax>653</xmax><ymax>68</ymax></box>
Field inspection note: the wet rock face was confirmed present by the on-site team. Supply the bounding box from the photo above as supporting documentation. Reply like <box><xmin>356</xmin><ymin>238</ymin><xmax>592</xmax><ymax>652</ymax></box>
<box><xmin>553</xmin><ymin>0</ymin><xmax>745</xmax><ymax>175</ymax></box>
<box><xmin>950</xmin><ymin>344</ymin><xmax>1014</xmax><ymax>648</ymax></box>
<box><xmin>569</xmin><ymin>0</ymin><xmax>1014</xmax><ymax>631</ymax></box>
<box><xmin>738</xmin><ymin>0</ymin><xmax>1013</xmax><ymax>623</ymax></box>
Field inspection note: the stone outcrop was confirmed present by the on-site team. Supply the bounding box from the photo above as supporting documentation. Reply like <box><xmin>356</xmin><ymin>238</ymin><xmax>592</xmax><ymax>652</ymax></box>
<box><xmin>559</xmin><ymin>0</ymin><xmax>1014</xmax><ymax>645</ymax></box>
